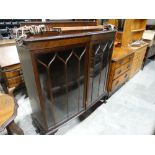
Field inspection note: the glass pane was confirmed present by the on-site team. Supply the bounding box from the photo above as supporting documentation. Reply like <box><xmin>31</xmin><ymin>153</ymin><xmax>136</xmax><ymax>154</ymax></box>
<box><xmin>36</xmin><ymin>46</ymin><xmax>86</xmax><ymax>128</ymax></box>
<box><xmin>37</xmin><ymin>54</ymin><xmax>56</xmax><ymax>128</ymax></box>
<box><xmin>98</xmin><ymin>43</ymin><xmax>110</xmax><ymax>95</ymax></box>
<box><xmin>67</xmin><ymin>53</ymin><xmax>79</xmax><ymax>117</ymax></box>
<box><xmin>49</xmin><ymin>57</ymin><xmax>68</xmax><ymax>124</ymax></box>
<box><xmin>92</xmin><ymin>49</ymin><xmax>102</xmax><ymax>101</ymax></box>
<box><xmin>88</xmin><ymin>41</ymin><xmax>112</xmax><ymax>105</ymax></box>
<box><xmin>79</xmin><ymin>55</ymin><xmax>85</xmax><ymax>110</ymax></box>
<box><xmin>67</xmin><ymin>47</ymin><xmax>86</xmax><ymax>117</ymax></box>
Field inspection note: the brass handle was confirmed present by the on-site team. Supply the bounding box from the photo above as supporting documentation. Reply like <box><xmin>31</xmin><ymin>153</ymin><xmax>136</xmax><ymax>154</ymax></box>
<box><xmin>117</xmin><ymin>70</ymin><xmax>121</xmax><ymax>74</ymax></box>
<box><xmin>119</xmin><ymin>60</ymin><xmax>124</xmax><ymax>65</ymax></box>
<box><xmin>127</xmin><ymin>64</ymin><xmax>130</xmax><ymax>69</ymax></box>
<box><xmin>128</xmin><ymin>56</ymin><xmax>132</xmax><ymax>60</ymax></box>
<box><xmin>115</xmin><ymin>80</ymin><xmax>119</xmax><ymax>86</ymax></box>
<box><xmin>19</xmin><ymin>69</ymin><xmax>23</xmax><ymax>74</ymax></box>
<box><xmin>124</xmin><ymin>74</ymin><xmax>128</xmax><ymax>78</ymax></box>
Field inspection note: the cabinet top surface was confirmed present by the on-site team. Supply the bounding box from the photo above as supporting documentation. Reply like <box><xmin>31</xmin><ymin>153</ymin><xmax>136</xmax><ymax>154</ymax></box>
<box><xmin>112</xmin><ymin>42</ymin><xmax>148</xmax><ymax>62</ymax></box>
<box><xmin>22</xmin><ymin>30</ymin><xmax>115</xmax><ymax>43</ymax></box>
<box><xmin>20</xmin><ymin>21</ymin><xmax>97</xmax><ymax>25</ymax></box>
<box><xmin>129</xmin><ymin>42</ymin><xmax>148</xmax><ymax>50</ymax></box>
<box><xmin>53</xmin><ymin>25</ymin><xmax>104</xmax><ymax>31</ymax></box>
<box><xmin>112</xmin><ymin>47</ymin><xmax>134</xmax><ymax>61</ymax></box>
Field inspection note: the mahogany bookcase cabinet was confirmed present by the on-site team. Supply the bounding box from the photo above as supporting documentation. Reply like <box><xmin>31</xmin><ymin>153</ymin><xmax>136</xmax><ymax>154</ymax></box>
<box><xmin>17</xmin><ymin>30</ymin><xmax>115</xmax><ymax>134</ymax></box>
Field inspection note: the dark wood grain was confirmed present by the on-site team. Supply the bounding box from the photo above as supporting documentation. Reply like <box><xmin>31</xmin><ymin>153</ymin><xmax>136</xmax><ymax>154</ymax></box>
<box><xmin>20</xmin><ymin>21</ymin><xmax>98</xmax><ymax>27</ymax></box>
<box><xmin>17</xmin><ymin>29</ymin><xmax>115</xmax><ymax>134</ymax></box>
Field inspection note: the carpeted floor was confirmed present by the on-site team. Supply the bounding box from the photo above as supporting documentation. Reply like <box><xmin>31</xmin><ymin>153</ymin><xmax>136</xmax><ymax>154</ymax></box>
<box><xmin>1</xmin><ymin>60</ymin><xmax>155</xmax><ymax>135</ymax></box>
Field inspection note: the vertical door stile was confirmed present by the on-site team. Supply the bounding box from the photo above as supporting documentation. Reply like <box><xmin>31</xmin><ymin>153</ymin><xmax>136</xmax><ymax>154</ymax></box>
<box><xmin>47</xmin><ymin>54</ymin><xmax>58</xmax><ymax>125</ymax></box>
<box><xmin>32</xmin><ymin>56</ymin><xmax>49</xmax><ymax>130</ymax></box>
<box><xmin>84</xmin><ymin>44</ymin><xmax>90</xmax><ymax>109</ymax></box>
<box><xmin>97</xmin><ymin>46</ymin><xmax>104</xmax><ymax>97</ymax></box>
<box><xmin>76</xmin><ymin>53</ymin><xmax>80</xmax><ymax>112</ymax></box>
<box><xmin>103</xmin><ymin>41</ymin><xmax>113</xmax><ymax>92</ymax></box>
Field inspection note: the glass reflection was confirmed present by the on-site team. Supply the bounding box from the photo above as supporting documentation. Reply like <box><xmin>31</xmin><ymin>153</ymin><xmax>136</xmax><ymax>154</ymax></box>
<box><xmin>37</xmin><ymin>46</ymin><xmax>86</xmax><ymax>128</ymax></box>
<box><xmin>88</xmin><ymin>41</ymin><xmax>112</xmax><ymax>105</ymax></box>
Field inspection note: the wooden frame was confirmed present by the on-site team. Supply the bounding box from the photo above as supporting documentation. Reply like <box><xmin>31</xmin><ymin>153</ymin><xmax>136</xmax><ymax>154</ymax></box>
<box><xmin>17</xmin><ymin>30</ymin><xmax>115</xmax><ymax>134</ymax></box>
<box><xmin>20</xmin><ymin>20</ymin><xmax>98</xmax><ymax>27</ymax></box>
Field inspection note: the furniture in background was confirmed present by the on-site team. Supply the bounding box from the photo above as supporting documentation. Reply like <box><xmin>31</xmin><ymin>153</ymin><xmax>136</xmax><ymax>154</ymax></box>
<box><xmin>0</xmin><ymin>20</ymin><xmax>101</xmax><ymax>94</ymax></box>
<box><xmin>142</xmin><ymin>30</ymin><xmax>155</xmax><ymax>67</ymax></box>
<box><xmin>146</xmin><ymin>19</ymin><xmax>155</xmax><ymax>30</ymax></box>
<box><xmin>107</xmin><ymin>19</ymin><xmax>148</xmax><ymax>93</ymax></box>
<box><xmin>0</xmin><ymin>19</ymin><xmax>42</xmax><ymax>39</ymax></box>
<box><xmin>130</xmin><ymin>43</ymin><xmax>148</xmax><ymax>78</ymax></box>
<box><xmin>123</xmin><ymin>20</ymin><xmax>148</xmax><ymax>77</ymax></box>
<box><xmin>108</xmin><ymin>19</ymin><xmax>147</xmax><ymax>48</ymax></box>
<box><xmin>20</xmin><ymin>20</ymin><xmax>98</xmax><ymax>27</ymax></box>
<box><xmin>108</xmin><ymin>19</ymin><xmax>124</xmax><ymax>47</ymax></box>
<box><xmin>16</xmin><ymin>26</ymin><xmax>115</xmax><ymax>134</ymax></box>
<box><xmin>107</xmin><ymin>48</ymin><xmax>134</xmax><ymax>94</ymax></box>
<box><xmin>0</xmin><ymin>93</ymin><xmax>24</xmax><ymax>135</ymax></box>
<box><xmin>0</xmin><ymin>40</ymin><xmax>24</xmax><ymax>94</ymax></box>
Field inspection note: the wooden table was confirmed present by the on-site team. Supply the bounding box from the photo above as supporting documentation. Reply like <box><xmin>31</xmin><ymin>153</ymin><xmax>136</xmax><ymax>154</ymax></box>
<box><xmin>0</xmin><ymin>92</ymin><xmax>24</xmax><ymax>134</ymax></box>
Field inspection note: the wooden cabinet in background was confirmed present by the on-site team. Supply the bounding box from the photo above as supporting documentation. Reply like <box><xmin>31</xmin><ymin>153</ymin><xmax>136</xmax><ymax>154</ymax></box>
<box><xmin>107</xmin><ymin>47</ymin><xmax>134</xmax><ymax>93</ymax></box>
<box><xmin>130</xmin><ymin>43</ymin><xmax>148</xmax><ymax>78</ymax></box>
<box><xmin>108</xmin><ymin>19</ymin><xmax>147</xmax><ymax>48</ymax></box>
<box><xmin>0</xmin><ymin>41</ymin><xmax>24</xmax><ymax>94</ymax></box>
<box><xmin>2</xmin><ymin>64</ymin><xmax>23</xmax><ymax>89</ymax></box>
<box><xmin>107</xmin><ymin>19</ymin><xmax>148</xmax><ymax>95</ymax></box>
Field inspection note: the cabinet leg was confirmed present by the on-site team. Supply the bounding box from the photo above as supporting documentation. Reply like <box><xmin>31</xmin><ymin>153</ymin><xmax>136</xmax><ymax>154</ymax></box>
<box><xmin>100</xmin><ymin>96</ymin><xmax>108</xmax><ymax>104</ymax></box>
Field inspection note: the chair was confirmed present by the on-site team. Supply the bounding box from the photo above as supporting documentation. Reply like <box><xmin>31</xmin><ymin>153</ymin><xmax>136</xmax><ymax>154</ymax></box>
<box><xmin>0</xmin><ymin>93</ymin><xmax>24</xmax><ymax>135</ymax></box>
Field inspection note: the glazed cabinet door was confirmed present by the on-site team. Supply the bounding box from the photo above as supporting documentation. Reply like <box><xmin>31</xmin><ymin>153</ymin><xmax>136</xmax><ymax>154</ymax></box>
<box><xmin>87</xmin><ymin>39</ymin><xmax>114</xmax><ymax>106</ymax></box>
<box><xmin>35</xmin><ymin>45</ymin><xmax>88</xmax><ymax>129</ymax></box>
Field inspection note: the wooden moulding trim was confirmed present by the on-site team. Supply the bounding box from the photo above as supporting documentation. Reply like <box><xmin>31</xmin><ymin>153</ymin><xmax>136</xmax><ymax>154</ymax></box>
<box><xmin>27</xmin><ymin>37</ymin><xmax>90</xmax><ymax>51</ymax></box>
<box><xmin>112</xmin><ymin>52</ymin><xmax>134</xmax><ymax>62</ymax></box>
<box><xmin>20</xmin><ymin>21</ymin><xmax>98</xmax><ymax>27</ymax></box>
<box><xmin>23</xmin><ymin>31</ymin><xmax>115</xmax><ymax>43</ymax></box>
<box><xmin>20</xmin><ymin>21</ymin><xmax>97</xmax><ymax>24</ymax></box>
<box><xmin>52</xmin><ymin>25</ymin><xmax>104</xmax><ymax>32</ymax></box>
<box><xmin>21</xmin><ymin>31</ymin><xmax>116</xmax><ymax>51</ymax></box>
<box><xmin>0</xmin><ymin>98</ymin><xmax>18</xmax><ymax>132</ymax></box>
